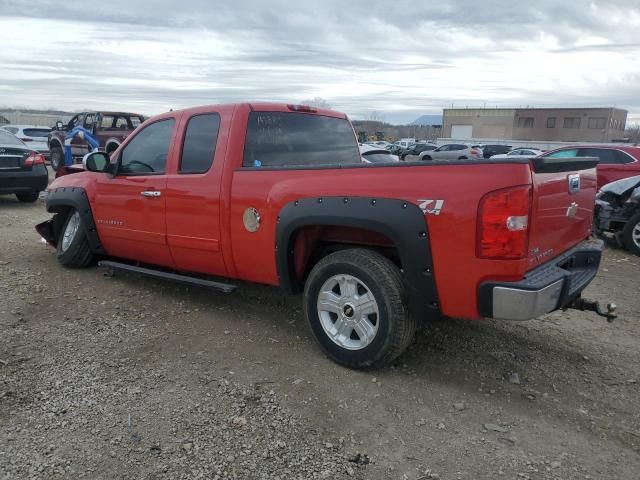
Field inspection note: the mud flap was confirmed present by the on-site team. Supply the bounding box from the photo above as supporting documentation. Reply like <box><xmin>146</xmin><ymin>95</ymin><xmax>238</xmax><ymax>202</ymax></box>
<box><xmin>35</xmin><ymin>220</ymin><xmax>57</xmax><ymax>247</ymax></box>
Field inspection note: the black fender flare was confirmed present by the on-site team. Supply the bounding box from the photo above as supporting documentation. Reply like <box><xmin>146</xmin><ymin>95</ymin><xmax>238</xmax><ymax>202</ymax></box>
<box><xmin>275</xmin><ymin>196</ymin><xmax>441</xmax><ymax>320</ymax></box>
<box><xmin>44</xmin><ymin>186</ymin><xmax>106</xmax><ymax>254</ymax></box>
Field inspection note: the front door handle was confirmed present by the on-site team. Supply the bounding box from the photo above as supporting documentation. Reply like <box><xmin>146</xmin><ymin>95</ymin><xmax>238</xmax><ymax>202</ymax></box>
<box><xmin>140</xmin><ymin>190</ymin><xmax>161</xmax><ymax>197</ymax></box>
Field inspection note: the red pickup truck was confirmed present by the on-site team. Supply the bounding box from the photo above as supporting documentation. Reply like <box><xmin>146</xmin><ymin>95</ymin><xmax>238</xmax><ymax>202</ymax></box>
<box><xmin>36</xmin><ymin>103</ymin><xmax>612</xmax><ymax>369</ymax></box>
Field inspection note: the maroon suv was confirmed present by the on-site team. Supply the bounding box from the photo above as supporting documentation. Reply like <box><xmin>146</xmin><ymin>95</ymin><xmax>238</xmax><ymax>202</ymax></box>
<box><xmin>48</xmin><ymin>111</ymin><xmax>145</xmax><ymax>171</ymax></box>
<box><xmin>540</xmin><ymin>145</ymin><xmax>640</xmax><ymax>188</ymax></box>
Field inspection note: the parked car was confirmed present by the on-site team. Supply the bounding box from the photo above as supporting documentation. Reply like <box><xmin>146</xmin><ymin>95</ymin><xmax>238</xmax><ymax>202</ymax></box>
<box><xmin>36</xmin><ymin>102</ymin><xmax>609</xmax><ymax>369</ymax></box>
<box><xmin>594</xmin><ymin>175</ymin><xmax>640</xmax><ymax>255</ymax></box>
<box><xmin>387</xmin><ymin>144</ymin><xmax>404</xmax><ymax>155</ymax></box>
<box><xmin>359</xmin><ymin>144</ymin><xmax>400</xmax><ymax>163</ymax></box>
<box><xmin>364</xmin><ymin>141</ymin><xmax>391</xmax><ymax>149</ymax></box>
<box><xmin>0</xmin><ymin>125</ymin><xmax>52</xmax><ymax>159</ymax></box>
<box><xmin>418</xmin><ymin>143</ymin><xmax>483</xmax><ymax>161</ymax></box>
<box><xmin>400</xmin><ymin>143</ymin><xmax>437</xmax><ymax>160</ymax></box>
<box><xmin>491</xmin><ymin>148</ymin><xmax>543</xmax><ymax>159</ymax></box>
<box><xmin>48</xmin><ymin>111</ymin><xmax>145</xmax><ymax>172</ymax></box>
<box><xmin>482</xmin><ymin>144</ymin><xmax>513</xmax><ymax>159</ymax></box>
<box><xmin>539</xmin><ymin>145</ymin><xmax>640</xmax><ymax>188</ymax></box>
<box><xmin>0</xmin><ymin>130</ymin><xmax>48</xmax><ymax>202</ymax></box>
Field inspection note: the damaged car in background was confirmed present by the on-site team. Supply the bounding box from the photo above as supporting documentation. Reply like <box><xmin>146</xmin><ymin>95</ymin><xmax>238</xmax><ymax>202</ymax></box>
<box><xmin>595</xmin><ymin>175</ymin><xmax>640</xmax><ymax>255</ymax></box>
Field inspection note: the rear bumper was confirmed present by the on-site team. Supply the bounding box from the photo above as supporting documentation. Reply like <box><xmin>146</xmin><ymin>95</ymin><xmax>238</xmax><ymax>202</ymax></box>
<box><xmin>0</xmin><ymin>165</ymin><xmax>49</xmax><ymax>194</ymax></box>
<box><xmin>478</xmin><ymin>239</ymin><xmax>603</xmax><ymax>320</ymax></box>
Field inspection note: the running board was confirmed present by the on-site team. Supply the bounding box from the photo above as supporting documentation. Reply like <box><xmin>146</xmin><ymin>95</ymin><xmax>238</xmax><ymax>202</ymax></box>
<box><xmin>98</xmin><ymin>260</ymin><xmax>237</xmax><ymax>293</ymax></box>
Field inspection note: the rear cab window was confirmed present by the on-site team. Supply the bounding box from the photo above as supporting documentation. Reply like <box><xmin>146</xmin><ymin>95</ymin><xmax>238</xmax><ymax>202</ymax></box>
<box><xmin>243</xmin><ymin>112</ymin><xmax>360</xmax><ymax>168</ymax></box>
<box><xmin>180</xmin><ymin>113</ymin><xmax>220</xmax><ymax>174</ymax></box>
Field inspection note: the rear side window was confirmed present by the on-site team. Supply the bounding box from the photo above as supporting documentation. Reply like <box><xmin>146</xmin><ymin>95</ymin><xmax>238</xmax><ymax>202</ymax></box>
<box><xmin>580</xmin><ymin>148</ymin><xmax>629</xmax><ymax>165</ymax></box>
<box><xmin>22</xmin><ymin>128</ymin><xmax>51</xmax><ymax>137</ymax></box>
<box><xmin>2</xmin><ymin>126</ymin><xmax>19</xmax><ymax>134</ymax></box>
<box><xmin>243</xmin><ymin>112</ymin><xmax>360</xmax><ymax>168</ymax></box>
<box><xmin>180</xmin><ymin>113</ymin><xmax>220</xmax><ymax>173</ymax></box>
<box><xmin>119</xmin><ymin>119</ymin><xmax>174</xmax><ymax>175</ymax></box>
<box><xmin>546</xmin><ymin>149</ymin><xmax>578</xmax><ymax>158</ymax></box>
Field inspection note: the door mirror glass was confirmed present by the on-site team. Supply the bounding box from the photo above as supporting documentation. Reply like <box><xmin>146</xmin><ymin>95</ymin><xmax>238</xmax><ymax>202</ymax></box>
<box><xmin>83</xmin><ymin>151</ymin><xmax>110</xmax><ymax>172</ymax></box>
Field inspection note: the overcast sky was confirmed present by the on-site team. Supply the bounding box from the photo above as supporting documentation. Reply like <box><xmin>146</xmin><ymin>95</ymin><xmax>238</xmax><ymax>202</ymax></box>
<box><xmin>1</xmin><ymin>0</ymin><xmax>640</xmax><ymax>124</ymax></box>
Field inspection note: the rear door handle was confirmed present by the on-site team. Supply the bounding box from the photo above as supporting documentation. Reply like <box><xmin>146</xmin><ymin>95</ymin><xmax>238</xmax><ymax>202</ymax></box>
<box><xmin>140</xmin><ymin>190</ymin><xmax>161</xmax><ymax>197</ymax></box>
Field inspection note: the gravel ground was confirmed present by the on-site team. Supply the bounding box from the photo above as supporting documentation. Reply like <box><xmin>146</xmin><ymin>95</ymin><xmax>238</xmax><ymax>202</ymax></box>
<box><xmin>1</xmin><ymin>191</ymin><xmax>639</xmax><ymax>479</ymax></box>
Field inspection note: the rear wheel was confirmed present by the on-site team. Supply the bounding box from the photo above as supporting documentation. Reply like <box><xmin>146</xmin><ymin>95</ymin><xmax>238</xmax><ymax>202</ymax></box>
<box><xmin>56</xmin><ymin>210</ymin><xmax>94</xmax><ymax>268</ymax></box>
<box><xmin>421</xmin><ymin>155</ymin><xmax>432</xmax><ymax>161</ymax></box>
<box><xmin>458</xmin><ymin>156</ymin><xmax>468</xmax><ymax>160</ymax></box>
<box><xmin>16</xmin><ymin>191</ymin><xmax>39</xmax><ymax>203</ymax></box>
<box><xmin>50</xmin><ymin>145</ymin><xmax>64</xmax><ymax>171</ymax></box>
<box><xmin>622</xmin><ymin>212</ymin><xmax>640</xmax><ymax>256</ymax></box>
<box><xmin>304</xmin><ymin>249</ymin><xmax>416</xmax><ymax>369</ymax></box>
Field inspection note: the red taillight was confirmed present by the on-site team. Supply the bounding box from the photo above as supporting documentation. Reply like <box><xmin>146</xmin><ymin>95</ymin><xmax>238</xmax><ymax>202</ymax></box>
<box><xmin>20</xmin><ymin>137</ymin><xmax>33</xmax><ymax>142</ymax></box>
<box><xmin>23</xmin><ymin>153</ymin><xmax>46</xmax><ymax>167</ymax></box>
<box><xmin>477</xmin><ymin>185</ymin><xmax>531</xmax><ymax>259</ymax></box>
<box><xmin>287</xmin><ymin>104</ymin><xmax>317</xmax><ymax>113</ymax></box>
<box><xmin>470</xmin><ymin>148</ymin><xmax>480</xmax><ymax>156</ymax></box>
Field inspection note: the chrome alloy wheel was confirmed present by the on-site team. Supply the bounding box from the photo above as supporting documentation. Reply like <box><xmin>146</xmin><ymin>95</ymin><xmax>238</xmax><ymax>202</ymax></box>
<box><xmin>61</xmin><ymin>211</ymin><xmax>80</xmax><ymax>252</ymax></box>
<box><xmin>317</xmin><ymin>274</ymin><xmax>380</xmax><ymax>350</ymax></box>
<box><xmin>633</xmin><ymin>220</ymin><xmax>640</xmax><ymax>249</ymax></box>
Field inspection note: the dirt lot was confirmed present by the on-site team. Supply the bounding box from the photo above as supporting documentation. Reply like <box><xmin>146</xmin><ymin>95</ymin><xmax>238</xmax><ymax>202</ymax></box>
<box><xmin>1</xmin><ymin>191</ymin><xmax>639</xmax><ymax>480</ymax></box>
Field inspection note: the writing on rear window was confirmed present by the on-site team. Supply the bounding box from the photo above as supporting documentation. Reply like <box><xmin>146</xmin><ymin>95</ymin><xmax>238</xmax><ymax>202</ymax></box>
<box><xmin>243</xmin><ymin>112</ymin><xmax>360</xmax><ymax>168</ymax></box>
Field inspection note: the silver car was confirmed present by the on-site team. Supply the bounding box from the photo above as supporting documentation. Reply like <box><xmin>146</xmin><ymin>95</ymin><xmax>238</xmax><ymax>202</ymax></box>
<box><xmin>418</xmin><ymin>143</ymin><xmax>483</xmax><ymax>161</ymax></box>
<box><xmin>0</xmin><ymin>125</ymin><xmax>51</xmax><ymax>158</ymax></box>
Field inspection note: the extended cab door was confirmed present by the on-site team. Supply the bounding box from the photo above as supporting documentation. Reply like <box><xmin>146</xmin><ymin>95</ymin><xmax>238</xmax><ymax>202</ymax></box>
<box><xmin>165</xmin><ymin>109</ymin><xmax>228</xmax><ymax>276</ymax></box>
<box><xmin>92</xmin><ymin>117</ymin><xmax>177</xmax><ymax>267</ymax></box>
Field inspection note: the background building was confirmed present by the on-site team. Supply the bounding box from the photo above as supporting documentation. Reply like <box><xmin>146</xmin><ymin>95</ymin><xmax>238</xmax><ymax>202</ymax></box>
<box><xmin>443</xmin><ymin>107</ymin><xmax>627</xmax><ymax>142</ymax></box>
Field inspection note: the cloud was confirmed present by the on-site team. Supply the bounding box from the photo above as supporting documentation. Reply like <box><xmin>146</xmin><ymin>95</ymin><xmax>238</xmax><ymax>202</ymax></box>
<box><xmin>1</xmin><ymin>0</ymin><xmax>639</xmax><ymax>124</ymax></box>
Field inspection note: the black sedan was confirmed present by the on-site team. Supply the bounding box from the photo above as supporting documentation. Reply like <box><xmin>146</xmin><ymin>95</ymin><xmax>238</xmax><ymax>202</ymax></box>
<box><xmin>0</xmin><ymin>130</ymin><xmax>49</xmax><ymax>202</ymax></box>
<box><xmin>400</xmin><ymin>143</ymin><xmax>437</xmax><ymax>160</ymax></box>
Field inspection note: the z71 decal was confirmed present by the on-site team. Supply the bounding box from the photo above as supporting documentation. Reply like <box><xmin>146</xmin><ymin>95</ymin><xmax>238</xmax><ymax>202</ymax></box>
<box><xmin>418</xmin><ymin>199</ymin><xmax>445</xmax><ymax>215</ymax></box>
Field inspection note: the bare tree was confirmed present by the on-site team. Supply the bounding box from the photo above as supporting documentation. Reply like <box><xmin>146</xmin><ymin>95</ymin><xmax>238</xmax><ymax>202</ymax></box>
<box><xmin>625</xmin><ymin>124</ymin><xmax>640</xmax><ymax>143</ymax></box>
<box><xmin>300</xmin><ymin>97</ymin><xmax>332</xmax><ymax>109</ymax></box>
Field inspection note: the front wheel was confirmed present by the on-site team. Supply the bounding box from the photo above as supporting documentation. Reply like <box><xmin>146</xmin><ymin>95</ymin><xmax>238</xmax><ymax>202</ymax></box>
<box><xmin>304</xmin><ymin>249</ymin><xmax>416</xmax><ymax>369</ymax></box>
<box><xmin>16</xmin><ymin>191</ymin><xmax>39</xmax><ymax>203</ymax></box>
<box><xmin>622</xmin><ymin>212</ymin><xmax>640</xmax><ymax>256</ymax></box>
<box><xmin>50</xmin><ymin>145</ymin><xmax>64</xmax><ymax>172</ymax></box>
<box><xmin>56</xmin><ymin>210</ymin><xmax>94</xmax><ymax>268</ymax></box>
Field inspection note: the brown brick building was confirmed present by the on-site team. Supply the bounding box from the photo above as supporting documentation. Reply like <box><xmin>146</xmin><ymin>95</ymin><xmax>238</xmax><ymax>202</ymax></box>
<box><xmin>442</xmin><ymin>107</ymin><xmax>627</xmax><ymax>142</ymax></box>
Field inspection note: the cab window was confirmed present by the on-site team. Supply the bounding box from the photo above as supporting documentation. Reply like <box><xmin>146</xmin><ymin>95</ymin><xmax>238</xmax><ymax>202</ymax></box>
<box><xmin>119</xmin><ymin>119</ymin><xmax>174</xmax><ymax>175</ymax></box>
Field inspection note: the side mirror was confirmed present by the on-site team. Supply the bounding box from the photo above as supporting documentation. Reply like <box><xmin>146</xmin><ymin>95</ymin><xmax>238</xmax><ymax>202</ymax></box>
<box><xmin>55</xmin><ymin>120</ymin><xmax>64</xmax><ymax>130</ymax></box>
<box><xmin>83</xmin><ymin>151</ymin><xmax>110</xmax><ymax>173</ymax></box>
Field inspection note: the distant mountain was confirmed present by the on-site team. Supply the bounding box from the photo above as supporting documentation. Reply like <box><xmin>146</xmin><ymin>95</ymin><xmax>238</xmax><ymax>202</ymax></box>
<box><xmin>410</xmin><ymin>114</ymin><xmax>442</xmax><ymax>126</ymax></box>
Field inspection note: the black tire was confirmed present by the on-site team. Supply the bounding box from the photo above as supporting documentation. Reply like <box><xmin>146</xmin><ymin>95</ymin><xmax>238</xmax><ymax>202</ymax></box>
<box><xmin>56</xmin><ymin>209</ymin><xmax>94</xmax><ymax>268</ymax></box>
<box><xmin>458</xmin><ymin>156</ymin><xmax>468</xmax><ymax>160</ymax></box>
<box><xmin>15</xmin><ymin>191</ymin><xmax>39</xmax><ymax>203</ymax></box>
<box><xmin>304</xmin><ymin>249</ymin><xmax>417</xmax><ymax>369</ymax></box>
<box><xmin>622</xmin><ymin>212</ymin><xmax>640</xmax><ymax>256</ymax></box>
<box><xmin>421</xmin><ymin>155</ymin><xmax>432</xmax><ymax>161</ymax></box>
<box><xmin>50</xmin><ymin>145</ymin><xmax>64</xmax><ymax>171</ymax></box>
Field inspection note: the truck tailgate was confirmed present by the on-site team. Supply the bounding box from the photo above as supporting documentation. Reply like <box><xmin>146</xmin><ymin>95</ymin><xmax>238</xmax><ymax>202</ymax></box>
<box><xmin>528</xmin><ymin>157</ymin><xmax>599</xmax><ymax>267</ymax></box>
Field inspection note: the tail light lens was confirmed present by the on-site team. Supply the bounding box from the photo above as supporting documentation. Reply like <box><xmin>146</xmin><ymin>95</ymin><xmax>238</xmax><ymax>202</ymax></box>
<box><xmin>477</xmin><ymin>185</ymin><xmax>531</xmax><ymax>259</ymax></box>
<box><xmin>470</xmin><ymin>148</ymin><xmax>480</xmax><ymax>156</ymax></box>
<box><xmin>23</xmin><ymin>153</ymin><xmax>46</xmax><ymax>167</ymax></box>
